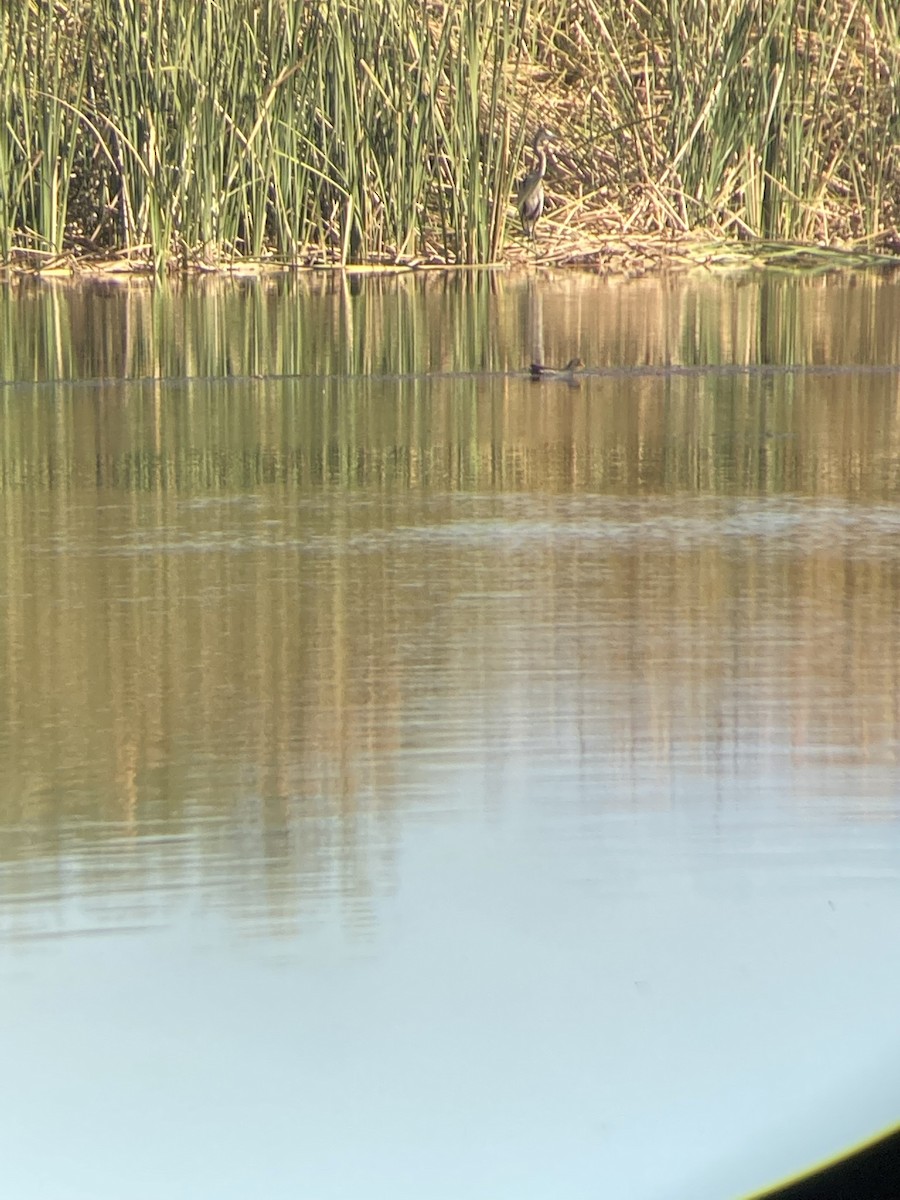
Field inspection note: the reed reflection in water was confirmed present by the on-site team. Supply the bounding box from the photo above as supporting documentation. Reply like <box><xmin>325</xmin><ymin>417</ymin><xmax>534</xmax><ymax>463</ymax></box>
<box><xmin>4</xmin><ymin>264</ymin><xmax>900</xmax><ymax>382</ymax></box>
<box><xmin>1</xmin><ymin>271</ymin><xmax>900</xmax><ymax>1200</ymax></box>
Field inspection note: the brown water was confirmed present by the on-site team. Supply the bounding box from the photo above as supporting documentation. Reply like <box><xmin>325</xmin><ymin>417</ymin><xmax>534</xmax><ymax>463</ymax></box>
<box><xmin>1</xmin><ymin>270</ymin><xmax>900</xmax><ymax>1200</ymax></box>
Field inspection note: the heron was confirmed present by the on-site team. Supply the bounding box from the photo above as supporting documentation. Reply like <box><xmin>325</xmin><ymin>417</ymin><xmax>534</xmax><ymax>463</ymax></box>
<box><xmin>516</xmin><ymin>127</ymin><xmax>554</xmax><ymax>239</ymax></box>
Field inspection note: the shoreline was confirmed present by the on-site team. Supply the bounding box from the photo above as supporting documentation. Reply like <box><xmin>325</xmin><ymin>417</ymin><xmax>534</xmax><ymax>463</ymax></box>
<box><xmin>3</xmin><ymin>228</ymin><xmax>900</xmax><ymax>284</ymax></box>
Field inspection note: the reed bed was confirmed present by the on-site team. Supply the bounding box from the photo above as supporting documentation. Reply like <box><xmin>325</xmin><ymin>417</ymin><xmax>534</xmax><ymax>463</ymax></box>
<box><xmin>1</xmin><ymin>0</ymin><xmax>898</xmax><ymax>272</ymax></box>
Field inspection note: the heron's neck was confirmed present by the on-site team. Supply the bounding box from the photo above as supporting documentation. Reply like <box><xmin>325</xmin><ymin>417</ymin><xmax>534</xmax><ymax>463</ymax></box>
<box><xmin>534</xmin><ymin>148</ymin><xmax>547</xmax><ymax>178</ymax></box>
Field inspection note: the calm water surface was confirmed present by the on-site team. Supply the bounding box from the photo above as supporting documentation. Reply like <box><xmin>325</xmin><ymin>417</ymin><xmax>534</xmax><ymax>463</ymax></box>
<box><xmin>2</xmin><ymin>271</ymin><xmax>900</xmax><ymax>1200</ymax></box>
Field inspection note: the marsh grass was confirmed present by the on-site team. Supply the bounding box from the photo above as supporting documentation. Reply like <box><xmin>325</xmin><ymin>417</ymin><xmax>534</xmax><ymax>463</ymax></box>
<box><xmin>539</xmin><ymin>0</ymin><xmax>900</xmax><ymax>248</ymax></box>
<box><xmin>1</xmin><ymin>0</ymin><xmax>898</xmax><ymax>271</ymax></box>
<box><xmin>1</xmin><ymin>0</ymin><xmax>528</xmax><ymax>269</ymax></box>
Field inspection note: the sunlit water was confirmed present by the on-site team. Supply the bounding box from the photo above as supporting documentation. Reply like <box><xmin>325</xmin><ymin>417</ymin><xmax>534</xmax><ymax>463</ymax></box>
<box><xmin>2</xmin><ymin>270</ymin><xmax>900</xmax><ymax>1200</ymax></box>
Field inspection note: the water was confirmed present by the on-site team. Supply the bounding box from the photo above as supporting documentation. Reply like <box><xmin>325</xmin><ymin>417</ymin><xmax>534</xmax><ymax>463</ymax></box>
<box><xmin>1</xmin><ymin>270</ymin><xmax>900</xmax><ymax>1200</ymax></box>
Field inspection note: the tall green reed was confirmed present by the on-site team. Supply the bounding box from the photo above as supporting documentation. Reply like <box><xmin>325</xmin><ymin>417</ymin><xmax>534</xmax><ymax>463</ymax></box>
<box><xmin>659</xmin><ymin>0</ymin><xmax>899</xmax><ymax>240</ymax></box>
<box><xmin>1</xmin><ymin>2</ymin><xmax>93</xmax><ymax>256</ymax></box>
<box><xmin>538</xmin><ymin>0</ymin><xmax>899</xmax><ymax>244</ymax></box>
<box><xmin>3</xmin><ymin>0</ymin><xmax>897</xmax><ymax>264</ymax></box>
<box><xmin>1</xmin><ymin>0</ymin><xmax>530</xmax><ymax>269</ymax></box>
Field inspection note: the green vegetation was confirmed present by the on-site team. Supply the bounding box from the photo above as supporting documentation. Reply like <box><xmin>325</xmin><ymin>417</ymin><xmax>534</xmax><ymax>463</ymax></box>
<box><xmin>1</xmin><ymin>0</ymin><xmax>898</xmax><ymax>271</ymax></box>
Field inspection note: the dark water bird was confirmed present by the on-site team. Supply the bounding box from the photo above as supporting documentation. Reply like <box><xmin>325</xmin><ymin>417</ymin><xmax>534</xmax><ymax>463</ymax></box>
<box><xmin>516</xmin><ymin>127</ymin><xmax>554</xmax><ymax>239</ymax></box>
<box><xmin>530</xmin><ymin>357</ymin><xmax>585</xmax><ymax>380</ymax></box>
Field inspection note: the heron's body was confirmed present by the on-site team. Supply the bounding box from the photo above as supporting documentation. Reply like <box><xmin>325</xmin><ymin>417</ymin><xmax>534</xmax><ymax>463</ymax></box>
<box><xmin>516</xmin><ymin>129</ymin><xmax>553</xmax><ymax>239</ymax></box>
